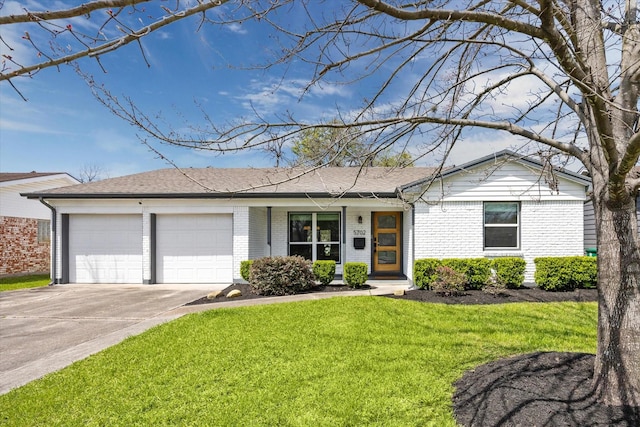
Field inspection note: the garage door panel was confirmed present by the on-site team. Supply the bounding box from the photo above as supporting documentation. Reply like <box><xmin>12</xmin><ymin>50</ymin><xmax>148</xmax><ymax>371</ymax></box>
<box><xmin>156</xmin><ymin>214</ymin><xmax>233</xmax><ymax>283</ymax></box>
<box><xmin>69</xmin><ymin>215</ymin><xmax>143</xmax><ymax>284</ymax></box>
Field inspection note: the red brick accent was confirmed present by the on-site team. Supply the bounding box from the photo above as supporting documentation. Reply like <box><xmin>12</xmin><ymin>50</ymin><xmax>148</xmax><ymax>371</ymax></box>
<box><xmin>0</xmin><ymin>216</ymin><xmax>50</xmax><ymax>277</ymax></box>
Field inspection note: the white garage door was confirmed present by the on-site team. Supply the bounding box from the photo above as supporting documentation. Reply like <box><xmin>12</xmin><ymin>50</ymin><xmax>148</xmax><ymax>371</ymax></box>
<box><xmin>69</xmin><ymin>215</ymin><xmax>143</xmax><ymax>283</ymax></box>
<box><xmin>156</xmin><ymin>214</ymin><xmax>233</xmax><ymax>283</ymax></box>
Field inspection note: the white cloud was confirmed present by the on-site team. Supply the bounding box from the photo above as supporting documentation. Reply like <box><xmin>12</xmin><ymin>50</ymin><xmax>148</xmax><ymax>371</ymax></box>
<box><xmin>227</xmin><ymin>23</ymin><xmax>248</xmax><ymax>35</ymax></box>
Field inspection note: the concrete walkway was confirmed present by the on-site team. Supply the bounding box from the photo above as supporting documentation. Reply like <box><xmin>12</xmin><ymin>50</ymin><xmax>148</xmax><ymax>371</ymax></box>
<box><xmin>0</xmin><ymin>281</ymin><xmax>407</xmax><ymax>395</ymax></box>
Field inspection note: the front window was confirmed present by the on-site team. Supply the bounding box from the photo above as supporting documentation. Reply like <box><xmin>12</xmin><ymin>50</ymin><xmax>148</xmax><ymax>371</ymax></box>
<box><xmin>289</xmin><ymin>212</ymin><xmax>340</xmax><ymax>262</ymax></box>
<box><xmin>37</xmin><ymin>220</ymin><xmax>50</xmax><ymax>243</ymax></box>
<box><xmin>484</xmin><ymin>202</ymin><xmax>519</xmax><ymax>249</ymax></box>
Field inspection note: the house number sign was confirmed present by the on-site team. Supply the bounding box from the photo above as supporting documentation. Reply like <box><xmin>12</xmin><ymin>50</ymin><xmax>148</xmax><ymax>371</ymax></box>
<box><xmin>353</xmin><ymin>230</ymin><xmax>366</xmax><ymax>236</ymax></box>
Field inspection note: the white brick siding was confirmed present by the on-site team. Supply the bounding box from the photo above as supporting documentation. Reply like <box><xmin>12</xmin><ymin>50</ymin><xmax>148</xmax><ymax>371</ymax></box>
<box><xmin>233</xmin><ymin>206</ymin><xmax>249</xmax><ymax>282</ymax></box>
<box><xmin>271</xmin><ymin>209</ymin><xmax>289</xmax><ymax>259</ymax></box>
<box><xmin>519</xmin><ymin>200</ymin><xmax>584</xmax><ymax>281</ymax></box>
<box><xmin>345</xmin><ymin>209</ymin><xmax>374</xmax><ymax>274</ymax></box>
<box><xmin>414</xmin><ymin>202</ymin><xmax>484</xmax><ymax>259</ymax></box>
<box><xmin>248</xmin><ymin>207</ymin><xmax>269</xmax><ymax>259</ymax></box>
<box><xmin>414</xmin><ymin>200</ymin><xmax>584</xmax><ymax>283</ymax></box>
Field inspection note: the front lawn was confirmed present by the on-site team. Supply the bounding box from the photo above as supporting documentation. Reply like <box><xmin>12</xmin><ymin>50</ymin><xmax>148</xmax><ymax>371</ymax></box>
<box><xmin>0</xmin><ymin>274</ymin><xmax>49</xmax><ymax>292</ymax></box>
<box><xmin>0</xmin><ymin>297</ymin><xmax>597</xmax><ymax>426</ymax></box>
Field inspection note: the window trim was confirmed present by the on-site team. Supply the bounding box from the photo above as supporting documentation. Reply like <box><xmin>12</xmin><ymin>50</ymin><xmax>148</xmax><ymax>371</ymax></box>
<box><xmin>288</xmin><ymin>212</ymin><xmax>341</xmax><ymax>263</ymax></box>
<box><xmin>483</xmin><ymin>202</ymin><xmax>520</xmax><ymax>250</ymax></box>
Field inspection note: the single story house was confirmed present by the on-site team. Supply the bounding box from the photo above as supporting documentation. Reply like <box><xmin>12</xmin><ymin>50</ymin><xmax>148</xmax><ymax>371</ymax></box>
<box><xmin>1</xmin><ymin>172</ymin><xmax>80</xmax><ymax>277</ymax></box>
<box><xmin>23</xmin><ymin>151</ymin><xmax>591</xmax><ymax>285</ymax></box>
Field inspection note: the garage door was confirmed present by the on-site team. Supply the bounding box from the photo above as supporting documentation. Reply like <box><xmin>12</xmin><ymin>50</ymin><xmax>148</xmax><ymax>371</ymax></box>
<box><xmin>69</xmin><ymin>215</ymin><xmax>143</xmax><ymax>283</ymax></box>
<box><xmin>156</xmin><ymin>214</ymin><xmax>233</xmax><ymax>283</ymax></box>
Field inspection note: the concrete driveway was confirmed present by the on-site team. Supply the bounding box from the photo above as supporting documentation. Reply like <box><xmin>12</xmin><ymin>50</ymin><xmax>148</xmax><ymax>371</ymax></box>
<box><xmin>0</xmin><ymin>283</ymin><xmax>225</xmax><ymax>395</ymax></box>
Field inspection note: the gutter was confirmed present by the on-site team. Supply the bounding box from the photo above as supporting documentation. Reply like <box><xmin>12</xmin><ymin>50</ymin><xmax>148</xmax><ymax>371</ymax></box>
<box><xmin>38</xmin><ymin>198</ymin><xmax>57</xmax><ymax>286</ymax></box>
<box><xmin>23</xmin><ymin>191</ymin><xmax>401</xmax><ymax>200</ymax></box>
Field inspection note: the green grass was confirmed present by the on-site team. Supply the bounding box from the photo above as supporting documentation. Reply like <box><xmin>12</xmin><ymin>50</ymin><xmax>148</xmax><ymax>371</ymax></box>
<box><xmin>0</xmin><ymin>297</ymin><xmax>597</xmax><ymax>426</ymax></box>
<box><xmin>0</xmin><ymin>274</ymin><xmax>50</xmax><ymax>292</ymax></box>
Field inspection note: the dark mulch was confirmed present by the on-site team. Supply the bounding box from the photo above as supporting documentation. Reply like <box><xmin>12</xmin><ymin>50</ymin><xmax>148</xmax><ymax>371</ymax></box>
<box><xmin>386</xmin><ymin>287</ymin><xmax>598</xmax><ymax>305</ymax></box>
<box><xmin>185</xmin><ymin>282</ymin><xmax>370</xmax><ymax>305</ymax></box>
<box><xmin>186</xmin><ymin>284</ymin><xmax>638</xmax><ymax>425</ymax></box>
<box><xmin>454</xmin><ymin>352</ymin><xmax>640</xmax><ymax>426</ymax></box>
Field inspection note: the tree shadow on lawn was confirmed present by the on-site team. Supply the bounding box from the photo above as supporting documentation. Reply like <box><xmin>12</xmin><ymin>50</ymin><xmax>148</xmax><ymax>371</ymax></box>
<box><xmin>453</xmin><ymin>352</ymin><xmax>640</xmax><ymax>426</ymax></box>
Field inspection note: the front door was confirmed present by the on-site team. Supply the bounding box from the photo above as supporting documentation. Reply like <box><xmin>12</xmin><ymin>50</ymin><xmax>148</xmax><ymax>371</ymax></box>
<box><xmin>372</xmin><ymin>211</ymin><xmax>402</xmax><ymax>274</ymax></box>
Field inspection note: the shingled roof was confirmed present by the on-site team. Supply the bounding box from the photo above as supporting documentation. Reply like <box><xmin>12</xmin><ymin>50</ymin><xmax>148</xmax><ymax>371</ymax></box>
<box><xmin>23</xmin><ymin>167</ymin><xmax>437</xmax><ymax>199</ymax></box>
<box><xmin>0</xmin><ymin>172</ymin><xmax>71</xmax><ymax>183</ymax></box>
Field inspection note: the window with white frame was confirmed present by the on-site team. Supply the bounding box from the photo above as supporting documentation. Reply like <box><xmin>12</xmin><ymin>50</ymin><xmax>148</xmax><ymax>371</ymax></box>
<box><xmin>288</xmin><ymin>212</ymin><xmax>340</xmax><ymax>262</ymax></box>
<box><xmin>483</xmin><ymin>202</ymin><xmax>519</xmax><ymax>249</ymax></box>
<box><xmin>37</xmin><ymin>220</ymin><xmax>51</xmax><ymax>243</ymax></box>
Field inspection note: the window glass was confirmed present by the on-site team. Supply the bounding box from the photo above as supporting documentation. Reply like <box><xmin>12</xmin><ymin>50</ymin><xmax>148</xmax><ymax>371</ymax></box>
<box><xmin>484</xmin><ymin>227</ymin><xmax>517</xmax><ymax>248</ymax></box>
<box><xmin>378</xmin><ymin>232</ymin><xmax>396</xmax><ymax>247</ymax></box>
<box><xmin>37</xmin><ymin>220</ymin><xmax>50</xmax><ymax>243</ymax></box>
<box><xmin>290</xmin><ymin>244</ymin><xmax>312</xmax><ymax>260</ymax></box>
<box><xmin>378</xmin><ymin>250</ymin><xmax>397</xmax><ymax>264</ymax></box>
<box><xmin>290</xmin><ymin>213</ymin><xmax>312</xmax><ymax>242</ymax></box>
<box><xmin>484</xmin><ymin>202</ymin><xmax>519</xmax><ymax>249</ymax></box>
<box><xmin>317</xmin><ymin>213</ymin><xmax>340</xmax><ymax>242</ymax></box>
<box><xmin>289</xmin><ymin>212</ymin><xmax>340</xmax><ymax>262</ymax></box>
<box><xmin>377</xmin><ymin>214</ymin><xmax>396</xmax><ymax>229</ymax></box>
<box><xmin>316</xmin><ymin>244</ymin><xmax>340</xmax><ymax>261</ymax></box>
<box><xmin>484</xmin><ymin>203</ymin><xmax>518</xmax><ymax>224</ymax></box>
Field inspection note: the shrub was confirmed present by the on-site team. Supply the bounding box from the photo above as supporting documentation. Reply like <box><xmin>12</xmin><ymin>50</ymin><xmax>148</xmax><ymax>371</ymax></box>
<box><xmin>432</xmin><ymin>258</ymin><xmax>492</xmax><ymax>290</ymax></box>
<box><xmin>249</xmin><ymin>256</ymin><xmax>315</xmax><ymax>296</ymax></box>
<box><xmin>432</xmin><ymin>265</ymin><xmax>466</xmax><ymax>296</ymax></box>
<box><xmin>240</xmin><ymin>260</ymin><xmax>253</xmax><ymax>282</ymax></box>
<box><xmin>534</xmin><ymin>256</ymin><xmax>597</xmax><ymax>291</ymax></box>
<box><xmin>313</xmin><ymin>260</ymin><xmax>336</xmax><ymax>286</ymax></box>
<box><xmin>483</xmin><ymin>268</ymin><xmax>508</xmax><ymax>296</ymax></box>
<box><xmin>492</xmin><ymin>257</ymin><xmax>526</xmax><ymax>289</ymax></box>
<box><xmin>567</xmin><ymin>256</ymin><xmax>597</xmax><ymax>289</ymax></box>
<box><xmin>413</xmin><ymin>258</ymin><xmax>441</xmax><ymax>289</ymax></box>
<box><xmin>343</xmin><ymin>262</ymin><xmax>368</xmax><ymax>288</ymax></box>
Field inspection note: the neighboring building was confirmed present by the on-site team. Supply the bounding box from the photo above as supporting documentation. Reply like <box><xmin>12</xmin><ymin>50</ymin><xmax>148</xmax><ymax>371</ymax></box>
<box><xmin>1</xmin><ymin>172</ymin><xmax>80</xmax><ymax>277</ymax></box>
<box><xmin>23</xmin><ymin>151</ymin><xmax>591</xmax><ymax>285</ymax></box>
<box><xmin>583</xmin><ymin>166</ymin><xmax>640</xmax><ymax>251</ymax></box>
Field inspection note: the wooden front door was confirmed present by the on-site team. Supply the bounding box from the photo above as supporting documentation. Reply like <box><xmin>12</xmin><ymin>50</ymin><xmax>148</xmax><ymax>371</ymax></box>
<box><xmin>372</xmin><ymin>211</ymin><xmax>402</xmax><ymax>274</ymax></box>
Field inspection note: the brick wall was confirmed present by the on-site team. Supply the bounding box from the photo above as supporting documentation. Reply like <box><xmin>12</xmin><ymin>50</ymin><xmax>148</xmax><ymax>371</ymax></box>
<box><xmin>414</xmin><ymin>200</ymin><xmax>584</xmax><ymax>283</ymax></box>
<box><xmin>0</xmin><ymin>216</ymin><xmax>50</xmax><ymax>277</ymax></box>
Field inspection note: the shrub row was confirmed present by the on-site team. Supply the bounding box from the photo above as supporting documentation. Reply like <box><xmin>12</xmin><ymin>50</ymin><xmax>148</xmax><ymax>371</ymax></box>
<box><xmin>413</xmin><ymin>257</ymin><xmax>526</xmax><ymax>290</ymax></box>
<box><xmin>534</xmin><ymin>256</ymin><xmax>597</xmax><ymax>291</ymax></box>
<box><xmin>243</xmin><ymin>258</ymin><xmax>368</xmax><ymax>295</ymax></box>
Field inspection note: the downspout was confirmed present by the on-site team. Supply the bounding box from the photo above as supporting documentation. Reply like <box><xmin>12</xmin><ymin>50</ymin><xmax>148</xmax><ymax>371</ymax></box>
<box><xmin>342</xmin><ymin>206</ymin><xmax>347</xmax><ymax>274</ymax></box>
<box><xmin>267</xmin><ymin>207</ymin><xmax>272</xmax><ymax>256</ymax></box>
<box><xmin>409</xmin><ymin>203</ymin><xmax>417</xmax><ymax>289</ymax></box>
<box><xmin>38</xmin><ymin>198</ymin><xmax>57</xmax><ymax>286</ymax></box>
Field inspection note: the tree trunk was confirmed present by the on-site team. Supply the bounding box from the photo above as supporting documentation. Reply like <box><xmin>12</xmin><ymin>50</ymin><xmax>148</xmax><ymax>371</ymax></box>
<box><xmin>592</xmin><ymin>183</ymin><xmax>640</xmax><ymax>407</ymax></box>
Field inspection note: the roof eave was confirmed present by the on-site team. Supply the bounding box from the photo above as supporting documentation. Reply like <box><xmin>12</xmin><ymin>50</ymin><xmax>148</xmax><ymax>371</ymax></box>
<box><xmin>23</xmin><ymin>191</ymin><xmax>400</xmax><ymax>200</ymax></box>
<box><xmin>400</xmin><ymin>150</ymin><xmax>592</xmax><ymax>191</ymax></box>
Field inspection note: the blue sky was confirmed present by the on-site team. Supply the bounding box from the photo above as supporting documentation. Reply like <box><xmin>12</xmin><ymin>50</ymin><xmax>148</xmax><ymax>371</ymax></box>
<box><xmin>0</xmin><ymin>1</ymin><xmax>547</xmax><ymax>179</ymax></box>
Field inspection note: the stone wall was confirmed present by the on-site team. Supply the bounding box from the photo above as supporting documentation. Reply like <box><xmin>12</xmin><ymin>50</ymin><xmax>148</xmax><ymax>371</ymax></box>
<box><xmin>0</xmin><ymin>216</ymin><xmax>50</xmax><ymax>277</ymax></box>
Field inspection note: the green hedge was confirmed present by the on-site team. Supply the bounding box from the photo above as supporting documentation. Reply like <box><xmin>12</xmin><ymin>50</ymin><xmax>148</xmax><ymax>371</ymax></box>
<box><xmin>240</xmin><ymin>260</ymin><xmax>253</xmax><ymax>282</ymax></box>
<box><xmin>442</xmin><ymin>258</ymin><xmax>491</xmax><ymax>290</ymax></box>
<box><xmin>343</xmin><ymin>262</ymin><xmax>368</xmax><ymax>288</ymax></box>
<box><xmin>492</xmin><ymin>257</ymin><xmax>526</xmax><ymax>289</ymax></box>
<box><xmin>313</xmin><ymin>260</ymin><xmax>336</xmax><ymax>286</ymax></box>
<box><xmin>413</xmin><ymin>258</ymin><xmax>440</xmax><ymax>290</ymax></box>
<box><xmin>413</xmin><ymin>257</ymin><xmax>525</xmax><ymax>290</ymax></box>
<box><xmin>249</xmin><ymin>256</ymin><xmax>316</xmax><ymax>296</ymax></box>
<box><xmin>534</xmin><ymin>256</ymin><xmax>597</xmax><ymax>291</ymax></box>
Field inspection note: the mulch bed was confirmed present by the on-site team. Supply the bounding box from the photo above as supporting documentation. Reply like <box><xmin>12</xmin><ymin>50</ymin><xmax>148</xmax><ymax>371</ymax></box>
<box><xmin>186</xmin><ymin>284</ymin><xmax>639</xmax><ymax>425</ymax></box>
<box><xmin>453</xmin><ymin>352</ymin><xmax>640</xmax><ymax>426</ymax></box>
<box><xmin>386</xmin><ymin>286</ymin><xmax>598</xmax><ymax>304</ymax></box>
<box><xmin>185</xmin><ymin>282</ymin><xmax>368</xmax><ymax>305</ymax></box>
